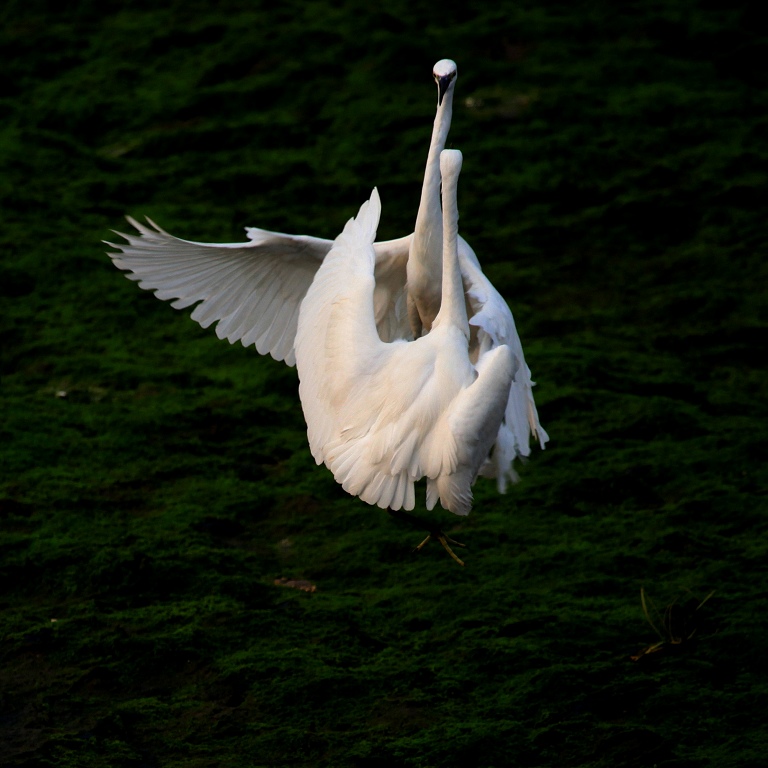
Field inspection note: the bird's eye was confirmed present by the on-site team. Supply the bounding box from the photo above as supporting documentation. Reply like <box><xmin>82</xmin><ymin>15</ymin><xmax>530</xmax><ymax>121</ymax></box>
<box><xmin>434</xmin><ymin>70</ymin><xmax>456</xmax><ymax>83</ymax></box>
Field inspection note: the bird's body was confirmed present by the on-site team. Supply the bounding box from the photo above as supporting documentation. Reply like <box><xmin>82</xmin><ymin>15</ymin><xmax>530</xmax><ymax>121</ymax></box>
<box><xmin>107</xmin><ymin>59</ymin><xmax>547</xmax><ymax>493</ymax></box>
<box><xmin>296</xmin><ymin>151</ymin><xmax>515</xmax><ymax>515</ymax></box>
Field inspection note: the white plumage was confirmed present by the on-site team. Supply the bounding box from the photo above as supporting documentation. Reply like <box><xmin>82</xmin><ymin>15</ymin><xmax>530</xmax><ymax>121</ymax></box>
<box><xmin>296</xmin><ymin>150</ymin><xmax>515</xmax><ymax>516</ymax></box>
<box><xmin>106</xmin><ymin>59</ymin><xmax>547</xmax><ymax>493</ymax></box>
<box><xmin>106</xmin><ymin>219</ymin><xmax>411</xmax><ymax>367</ymax></box>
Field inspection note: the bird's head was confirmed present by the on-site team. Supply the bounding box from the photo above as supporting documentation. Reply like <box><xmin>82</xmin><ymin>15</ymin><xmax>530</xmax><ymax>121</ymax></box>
<box><xmin>433</xmin><ymin>59</ymin><xmax>457</xmax><ymax>106</ymax></box>
<box><xmin>440</xmin><ymin>148</ymin><xmax>463</xmax><ymax>180</ymax></box>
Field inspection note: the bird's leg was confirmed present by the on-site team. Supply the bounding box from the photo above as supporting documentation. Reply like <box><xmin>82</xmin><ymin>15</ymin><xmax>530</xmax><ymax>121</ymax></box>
<box><xmin>387</xmin><ymin>508</ymin><xmax>467</xmax><ymax>566</ymax></box>
<box><xmin>414</xmin><ymin>531</ymin><xmax>467</xmax><ymax>566</ymax></box>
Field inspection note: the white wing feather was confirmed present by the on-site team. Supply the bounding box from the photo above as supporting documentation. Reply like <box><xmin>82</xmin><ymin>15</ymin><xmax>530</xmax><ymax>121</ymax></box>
<box><xmin>458</xmin><ymin>238</ymin><xmax>549</xmax><ymax>491</ymax></box>
<box><xmin>107</xmin><ymin>217</ymin><xmax>410</xmax><ymax>367</ymax></box>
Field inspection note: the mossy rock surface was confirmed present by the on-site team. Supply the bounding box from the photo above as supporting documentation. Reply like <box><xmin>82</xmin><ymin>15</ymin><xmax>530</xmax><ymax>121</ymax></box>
<box><xmin>2</xmin><ymin>2</ymin><xmax>767</xmax><ymax>766</ymax></box>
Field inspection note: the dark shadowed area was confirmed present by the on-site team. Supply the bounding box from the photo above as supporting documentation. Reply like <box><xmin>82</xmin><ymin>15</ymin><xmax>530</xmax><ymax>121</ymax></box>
<box><xmin>2</xmin><ymin>1</ymin><xmax>767</xmax><ymax>766</ymax></box>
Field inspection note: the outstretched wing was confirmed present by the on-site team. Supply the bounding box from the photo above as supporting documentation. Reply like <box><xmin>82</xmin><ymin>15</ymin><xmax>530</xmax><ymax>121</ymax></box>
<box><xmin>106</xmin><ymin>218</ymin><xmax>411</xmax><ymax>367</ymax></box>
<box><xmin>106</xmin><ymin>218</ymin><xmax>329</xmax><ymax>366</ymax></box>
<box><xmin>296</xmin><ymin>188</ymin><xmax>388</xmax><ymax>468</ymax></box>
<box><xmin>458</xmin><ymin>237</ymin><xmax>549</xmax><ymax>491</ymax></box>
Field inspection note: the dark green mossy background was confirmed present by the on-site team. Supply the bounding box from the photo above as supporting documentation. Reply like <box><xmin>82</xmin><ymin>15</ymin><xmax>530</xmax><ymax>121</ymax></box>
<box><xmin>2</xmin><ymin>1</ymin><xmax>767</xmax><ymax>766</ymax></box>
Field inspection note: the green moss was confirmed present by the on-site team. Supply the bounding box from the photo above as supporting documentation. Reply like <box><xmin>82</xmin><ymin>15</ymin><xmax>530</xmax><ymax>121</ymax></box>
<box><xmin>2</xmin><ymin>1</ymin><xmax>768</xmax><ymax>766</ymax></box>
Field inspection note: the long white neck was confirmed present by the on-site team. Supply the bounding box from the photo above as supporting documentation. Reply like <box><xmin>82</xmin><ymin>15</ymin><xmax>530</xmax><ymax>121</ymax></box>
<box><xmin>414</xmin><ymin>86</ymin><xmax>454</xmax><ymax>242</ymax></box>
<box><xmin>432</xmin><ymin>149</ymin><xmax>468</xmax><ymax>336</ymax></box>
<box><xmin>407</xmin><ymin>79</ymin><xmax>456</xmax><ymax>334</ymax></box>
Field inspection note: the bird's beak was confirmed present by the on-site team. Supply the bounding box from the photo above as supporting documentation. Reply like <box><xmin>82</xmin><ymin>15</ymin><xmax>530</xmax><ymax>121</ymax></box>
<box><xmin>437</xmin><ymin>75</ymin><xmax>453</xmax><ymax>106</ymax></box>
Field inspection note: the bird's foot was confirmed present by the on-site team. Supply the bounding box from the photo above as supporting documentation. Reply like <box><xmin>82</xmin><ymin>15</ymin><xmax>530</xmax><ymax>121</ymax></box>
<box><xmin>414</xmin><ymin>531</ymin><xmax>466</xmax><ymax>566</ymax></box>
<box><xmin>387</xmin><ymin>508</ymin><xmax>467</xmax><ymax>566</ymax></box>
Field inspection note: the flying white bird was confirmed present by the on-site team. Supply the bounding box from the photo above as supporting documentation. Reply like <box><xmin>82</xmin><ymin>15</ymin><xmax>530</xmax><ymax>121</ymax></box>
<box><xmin>106</xmin><ymin>60</ymin><xmax>547</xmax><ymax>492</ymax></box>
<box><xmin>296</xmin><ymin>150</ymin><xmax>515</xmax><ymax>563</ymax></box>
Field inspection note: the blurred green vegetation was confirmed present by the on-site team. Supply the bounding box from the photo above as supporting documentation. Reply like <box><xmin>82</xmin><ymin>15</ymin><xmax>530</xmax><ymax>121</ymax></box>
<box><xmin>2</xmin><ymin>1</ymin><xmax>767</xmax><ymax>766</ymax></box>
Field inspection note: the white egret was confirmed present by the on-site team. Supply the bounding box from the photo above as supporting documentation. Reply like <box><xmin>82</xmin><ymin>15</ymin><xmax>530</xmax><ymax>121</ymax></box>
<box><xmin>107</xmin><ymin>60</ymin><xmax>547</xmax><ymax>492</ymax></box>
<box><xmin>296</xmin><ymin>150</ymin><xmax>515</xmax><ymax>563</ymax></box>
